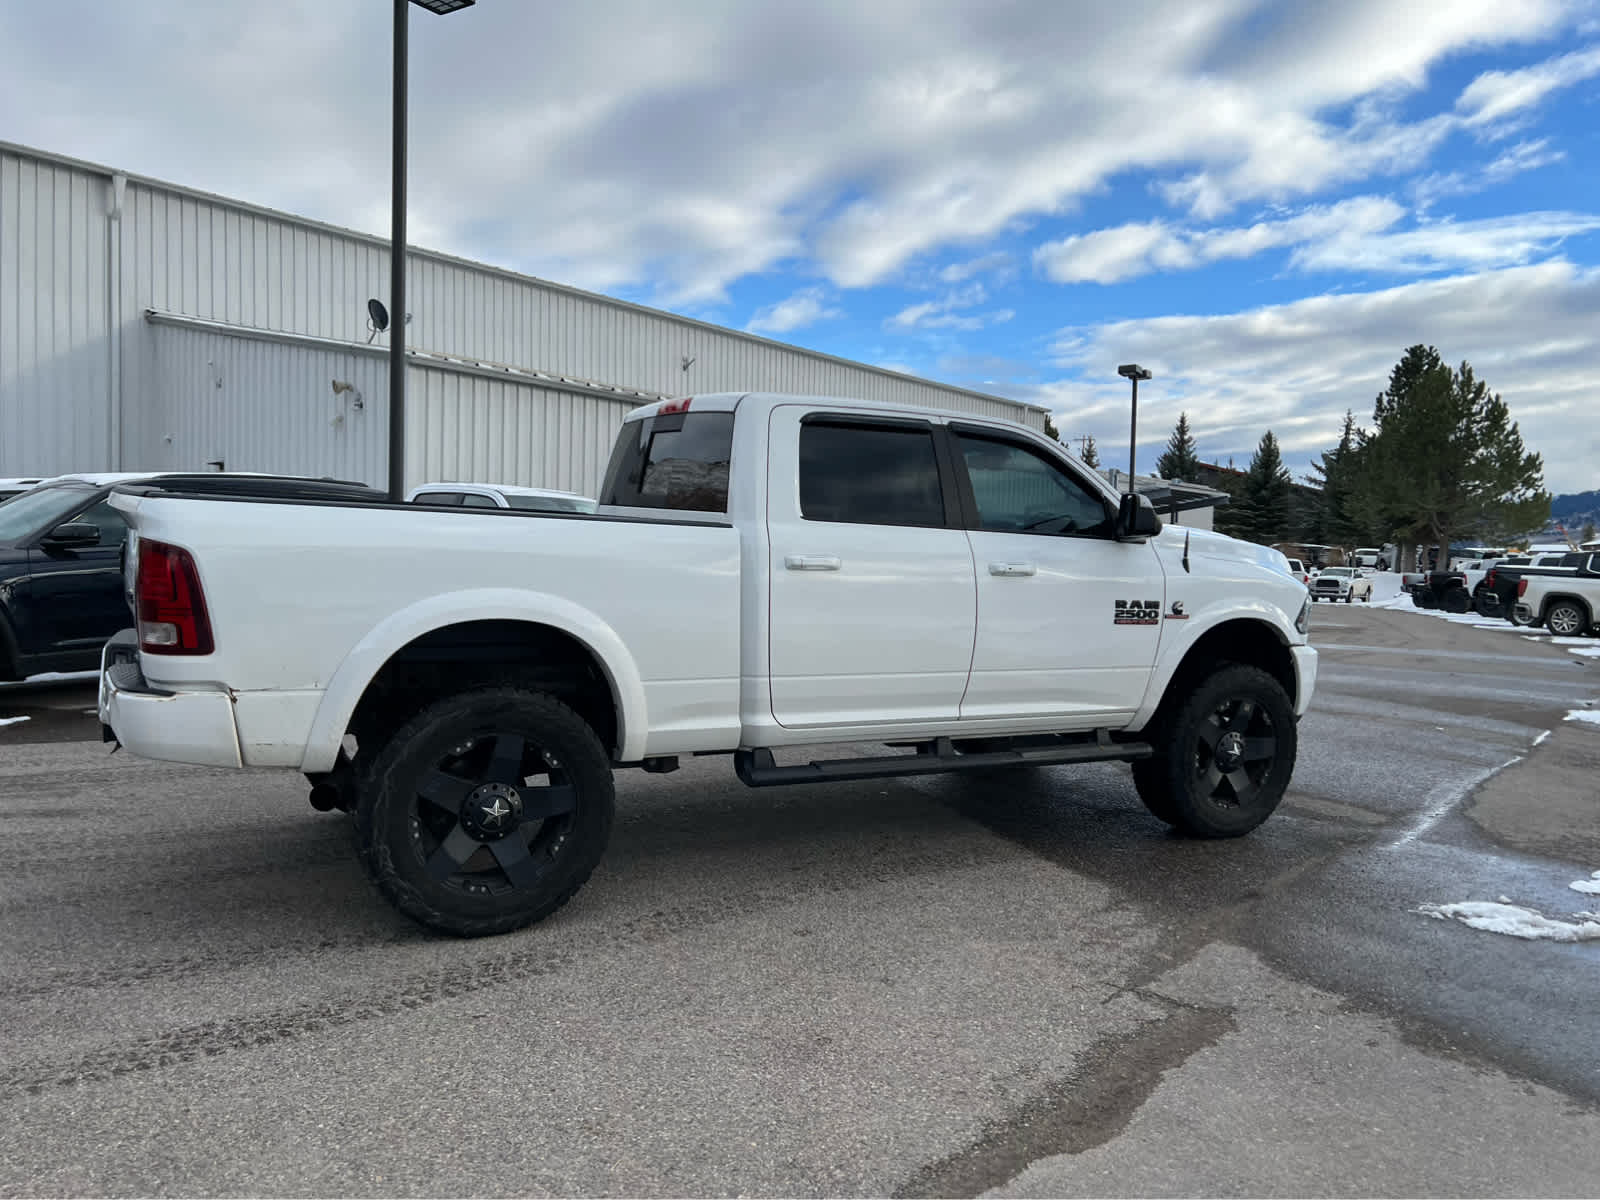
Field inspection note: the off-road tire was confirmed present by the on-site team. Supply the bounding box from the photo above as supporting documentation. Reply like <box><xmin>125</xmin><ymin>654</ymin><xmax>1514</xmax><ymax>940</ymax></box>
<box><xmin>1136</xmin><ymin>664</ymin><xmax>1297</xmax><ymax>838</ymax></box>
<box><xmin>1441</xmin><ymin>587</ymin><xmax>1471</xmax><ymax>614</ymax></box>
<box><xmin>355</xmin><ymin>687</ymin><xmax>614</xmax><ymax>937</ymax></box>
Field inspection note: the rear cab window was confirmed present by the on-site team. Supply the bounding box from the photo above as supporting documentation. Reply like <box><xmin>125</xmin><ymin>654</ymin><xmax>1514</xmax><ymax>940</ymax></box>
<box><xmin>601</xmin><ymin>411</ymin><xmax>734</xmax><ymax>513</ymax></box>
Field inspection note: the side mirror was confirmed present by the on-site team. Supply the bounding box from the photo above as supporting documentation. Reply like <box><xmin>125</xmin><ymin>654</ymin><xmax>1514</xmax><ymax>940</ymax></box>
<box><xmin>1116</xmin><ymin>493</ymin><xmax>1161</xmax><ymax>540</ymax></box>
<box><xmin>43</xmin><ymin>522</ymin><xmax>101</xmax><ymax>548</ymax></box>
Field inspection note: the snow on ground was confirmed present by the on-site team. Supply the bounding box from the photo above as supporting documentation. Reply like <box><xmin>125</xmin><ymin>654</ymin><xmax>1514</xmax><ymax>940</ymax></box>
<box><xmin>1566</xmin><ymin>709</ymin><xmax>1600</xmax><ymax>725</ymax></box>
<box><xmin>1572</xmin><ymin>871</ymin><xmax>1600</xmax><ymax>897</ymax></box>
<box><xmin>0</xmin><ymin>715</ymin><xmax>31</xmax><ymax>727</ymax></box>
<box><xmin>1418</xmin><ymin>900</ymin><xmax>1600</xmax><ymax>942</ymax></box>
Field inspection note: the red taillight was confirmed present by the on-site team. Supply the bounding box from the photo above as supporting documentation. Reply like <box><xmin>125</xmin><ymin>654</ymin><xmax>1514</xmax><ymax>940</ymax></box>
<box><xmin>136</xmin><ymin>539</ymin><xmax>215</xmax><ymax>655</ymax></box>
<box><xmin>1517</xmin><ymin>579</ymin><xmax>1529</xmax><ymax>597</ymax></box>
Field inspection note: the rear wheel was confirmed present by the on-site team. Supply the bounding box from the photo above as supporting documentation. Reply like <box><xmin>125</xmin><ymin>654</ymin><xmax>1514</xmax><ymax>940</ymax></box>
<box><xmin>355</xmin><ymin>687</ymin><xmax>614</xmax><ymax>937</ymax></box>
<box><xmin>1441</xmin><ymin>587</ymin><xmax>1471</xmax><ymax>614</ymax></box>
<box><xmin>1135</xmin><ymin>664</ymin><xmax>1297</xmax><ymax>838</ymax></box>
<box><xmin>1546</xmin><ymin>600</ymin><xmax>1588</xmax><ymax>637</ymax></box>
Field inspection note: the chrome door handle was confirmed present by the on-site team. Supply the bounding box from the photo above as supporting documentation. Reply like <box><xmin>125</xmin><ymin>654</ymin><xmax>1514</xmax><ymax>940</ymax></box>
<box><xmin>785</xmin><ymin>554</ymin><xmax>841</xmax><ymax>571</ymax></box>
<box><xmin>988</xmin><ymin>562</ymin><xmax>1036</xmax><ymax>577</ymax></box>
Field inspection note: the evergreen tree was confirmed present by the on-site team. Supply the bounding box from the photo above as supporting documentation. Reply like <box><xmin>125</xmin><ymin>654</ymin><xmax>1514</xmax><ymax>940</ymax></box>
<box><xmin>1581</xmin><ymin>520</ymin><xmax>1597</xmax><ymax>545</ymax></box>
<box><xmin>1306</xmin><ymin>411</ymin><xmax>1367</xmax><ymax>547</ymax></box>
<box><xmin>1239</xmin><ymin>431</ymin><xmax>1293</xmax><ymax>544</ymax></box>
<box><xmin>1079</xmin><ymin>435</ymin><xmax>1100</xmax><ymax>468</ymax></box>
<box><xmin>1354</xmin><ymin>345</ymin><xmax>1549</xmax><ymax>558</ymax></box>
<box><xmin>1155</xmin><ymin>412</ymin><xmax>1201</xmax><ymax>481</ymax></box>
<box><xmin>1042</xmin><ymin>413</ymin><xmax>1062</xmax><ymax>443</ymax></box>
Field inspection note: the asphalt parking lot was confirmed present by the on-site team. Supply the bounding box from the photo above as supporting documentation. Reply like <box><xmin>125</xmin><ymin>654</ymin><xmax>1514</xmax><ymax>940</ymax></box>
<box><xmin>2</xmin><ymin>601</ymin><xmax>1598</xmax><ymax>1197</ymax></box>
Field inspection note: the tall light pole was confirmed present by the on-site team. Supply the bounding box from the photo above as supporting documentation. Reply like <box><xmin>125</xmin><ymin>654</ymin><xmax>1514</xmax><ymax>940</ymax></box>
<box><xmin>1117</xmin><ymin>363</ymin><xmax>1151</xmax><ymax>494</ymax></box>
<box><xmin>389</xmin><ymin>0</ymin><xmax>476</xmax><ymax>501</ymax></box>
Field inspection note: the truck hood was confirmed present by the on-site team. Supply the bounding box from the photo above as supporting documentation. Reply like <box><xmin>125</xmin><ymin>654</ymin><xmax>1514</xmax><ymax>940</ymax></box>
<box><xmin>1155</xmin><ymin>524</ymin><xmax>1289</xmax><ymax>575</ymax></box>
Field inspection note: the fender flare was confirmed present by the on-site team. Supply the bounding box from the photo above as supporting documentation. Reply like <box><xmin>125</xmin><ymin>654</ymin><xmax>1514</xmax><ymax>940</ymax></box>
<box><xmin>1129</xmin><ymin>602</ymin><xmax>1298</xmax><ymax>730</ymax></box>
<box><xmin>298</xmin><ymin>588</ymin><xmax>648</xmax><ymax>773</ymax></box>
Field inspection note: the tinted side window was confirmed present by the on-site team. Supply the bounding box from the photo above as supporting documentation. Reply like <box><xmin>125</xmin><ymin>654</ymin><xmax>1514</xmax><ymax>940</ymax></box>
<box><xmin>600</xmin><ymin>411</ymin><xmax>733</xmax><ymax>513</ymax></box>
<box><xmin>799</xmin><ymin>422</ymin><xmax>946</xmax><ymax>528</ymax></box>
<box><xmin>954</xmin><ymin>434</ymin><xmax>1114</xmax><ymax>537</ymax></box>
<box><xmin>413</xmin><ymin>492</ymin><xmax>462</xmax><ymax>505</ymax></box>
<box><xmin>460</xmin><ymin>493</ymin><xmax>499</xmax><ymax>508</ymax></box>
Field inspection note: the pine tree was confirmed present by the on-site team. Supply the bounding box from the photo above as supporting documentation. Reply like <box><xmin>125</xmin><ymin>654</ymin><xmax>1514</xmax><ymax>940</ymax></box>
<box><xmin>1042</xmin><ymin>413</ymin><xmax>1062</xmax><ymax>443</ymax></box>
<box><xmin>1155</xmin><ymin>412</ymin><xmax>1201</xmax><ymax>482</ymax></box>
<box><xmin>1079</xmin><ymin>435</ymin><xmax>1100</xmax><ymax>468</ymax></box>
<box><xmin>1581</xmin><ymin>520</ymin><xmax>1597</xmax><ymax>545</ymax></box>
<box><xmin>1239</xmin><ymin>431</ymin><xmax>1292</xmax><ymax>544</ymax></box>
<box><xmin>1306</xmin><ymin>411</ymin><xmax>1367</xmax><ymax>547</ymax></box>
<box><xmin>1354</xmin><ymin>345</ymin><xmax>1548</xmax><ymax>558</ymax></box>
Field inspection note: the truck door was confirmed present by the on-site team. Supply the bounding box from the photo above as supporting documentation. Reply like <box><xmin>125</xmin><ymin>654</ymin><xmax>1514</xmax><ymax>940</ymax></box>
<box><xmin>766</xmin><ymin>407</ymin><xmax>976</xmax><ymax>729</ymax></box>
<box><xmin>25</xmin><ymin>499</ymin><xmax>131</xmax><ymax>662</ymax></box>
<box><xmin>949</xmin><ymin>425</ymin><xmax>1165</xmax><ymax>720</ymax></box>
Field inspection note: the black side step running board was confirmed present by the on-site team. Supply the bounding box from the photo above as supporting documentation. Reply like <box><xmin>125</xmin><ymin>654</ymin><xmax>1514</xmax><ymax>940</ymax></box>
<box><xmin>734</xmin><ymin>731</ymin><xmax>1152</xmax><ymax>788</ymax></box>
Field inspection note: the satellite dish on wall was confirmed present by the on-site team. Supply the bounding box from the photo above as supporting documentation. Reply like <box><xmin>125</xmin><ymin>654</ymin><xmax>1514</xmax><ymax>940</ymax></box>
<box><xmin>367</xmin><ymin>298</ymin><xmax>390</xmax><ymax>333</ymax></box>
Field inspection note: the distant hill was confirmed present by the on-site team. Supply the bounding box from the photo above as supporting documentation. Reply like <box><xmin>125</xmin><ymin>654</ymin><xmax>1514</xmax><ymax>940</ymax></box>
<box><xmin>1551</xmin><ymin>490</ymin><xmax>1600</xmax><ymax>523</ymax></box>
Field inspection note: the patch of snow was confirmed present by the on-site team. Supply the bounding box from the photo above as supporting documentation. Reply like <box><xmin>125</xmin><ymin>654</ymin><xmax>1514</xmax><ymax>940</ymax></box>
<box><xmin>1566</xmin><ymin>709</ymin><xmax>1600</xmax><ymax>725</ymax></box>
<box><xmin>1571</xmin><ymin>871</ymin><xmax>1600</xmax><ymax>897</ymax></box>
<box><xmin>1567</xmin><ymin>645</ymin><xmax>1600</xmax><ymax>659</ymax></box>
<box><xmin>1550</xmin><ymin>637</ymin><xmax>1597</xmax><ymax>645</ymax></box>
<box><xmin>0</xmin><ymin>715</ymin><xmax>30</xmax><ymax>727</ymax></box>
<box><xmin>25</xmin><ymin>670</ymin><xmax>99</xmax><ymax>682</ymax></box>
<box><xmin>1533</xmin><ymin>729</ymin><xmax>1552</xmax><ymax>746</ymax></box>
<box><xmin>1418</xmin><ymin>901</ymin><xmax>1600</xmax><ymax>942</ymax></box>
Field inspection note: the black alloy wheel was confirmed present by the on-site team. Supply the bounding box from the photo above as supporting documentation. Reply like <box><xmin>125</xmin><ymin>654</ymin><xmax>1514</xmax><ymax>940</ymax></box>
<box><xmin>1136</xmin><ymin>664</ymin><xmax>1297</xmax><ymax>838</ymax></box>
<box><xmin>356</xmin><ymin>688</ymin><xmax>614</xmax><ymax>937</ymax></box>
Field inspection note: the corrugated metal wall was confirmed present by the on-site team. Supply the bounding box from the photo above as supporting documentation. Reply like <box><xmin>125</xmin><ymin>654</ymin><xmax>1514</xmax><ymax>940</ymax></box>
<box><xmin>0</xmin><ymin>151</ymin><xmax>114</xmax><ymax>474</ymax></box>
<box><xmin>1</xmin><ymin>140</ymin><xmax>1044</xmax><ymax>485</ymax></box>
<box><xmin>149</xmin><ymin>324</ymin><xmax>389</xmax><ymax>484</ymax></box>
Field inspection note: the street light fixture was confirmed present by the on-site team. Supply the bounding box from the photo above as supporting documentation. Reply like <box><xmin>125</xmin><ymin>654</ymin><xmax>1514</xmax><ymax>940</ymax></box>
<box><xmin>388</xmin><ymin>0</ymin><xmax>476</xmax><ymax>500</ymax></box>
<box><xmin>1117</xmin><ymin>363</ymin><xmax>1152</xmax><ymax>494</ymax></box>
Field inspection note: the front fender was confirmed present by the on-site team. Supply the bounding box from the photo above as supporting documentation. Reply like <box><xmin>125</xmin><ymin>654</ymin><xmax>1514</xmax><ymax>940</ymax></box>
<box><xmin>1130</xmin><ymin>598</ymin><xmax>1302</xmax><ymax>729</ymax></box>
<box><xmin>298</xmin><ymin>587</ymin><xmax>648</xmax><ymax>773</ymax></box>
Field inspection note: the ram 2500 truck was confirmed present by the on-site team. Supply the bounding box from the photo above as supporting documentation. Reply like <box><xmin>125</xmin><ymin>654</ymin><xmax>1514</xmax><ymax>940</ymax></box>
<box><xmin>98</xmin><ymin>392</ymin><xmax>1317</xmax><ymax>937</ymax></box>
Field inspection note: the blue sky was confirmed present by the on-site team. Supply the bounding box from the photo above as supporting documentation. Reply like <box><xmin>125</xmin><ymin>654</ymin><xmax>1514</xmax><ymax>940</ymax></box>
<box><xmin>3</xmin><ymin>0</ymin><xmax>1598</xmax><ymax>491</ymax></box>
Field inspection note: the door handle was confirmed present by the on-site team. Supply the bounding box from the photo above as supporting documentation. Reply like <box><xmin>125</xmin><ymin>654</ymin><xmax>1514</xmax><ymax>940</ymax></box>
<box><xmin>785</xmin><ymin>554</ymin><xmax>841</xmax><ymax>571</ymax></box>
<box><xmin>988</xmin><ymin>562</ymin><xmax>1037</xmax><ymax>577</ymax></box>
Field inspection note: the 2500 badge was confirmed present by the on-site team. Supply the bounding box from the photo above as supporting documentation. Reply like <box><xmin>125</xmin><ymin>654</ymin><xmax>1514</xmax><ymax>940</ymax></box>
<box><xmin>1114</xmin><ymin>599</ymin><xmax>1160</xmax><ymax>626</ymax></box>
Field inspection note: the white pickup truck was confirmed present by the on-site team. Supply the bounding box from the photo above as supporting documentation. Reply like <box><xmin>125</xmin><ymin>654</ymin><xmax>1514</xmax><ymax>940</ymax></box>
<box><xmin>1511</xmin><ymin>552</ymin><xmax>1599</xmax><ymax>635</ymax></box>
<box><xmin>98</xmin><ymin>391</ymin><xmax>1316</xmax><ymax>936</ymax></box>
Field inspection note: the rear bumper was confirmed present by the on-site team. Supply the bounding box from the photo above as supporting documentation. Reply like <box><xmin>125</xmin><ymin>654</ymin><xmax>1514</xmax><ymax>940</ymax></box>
<box><xmin>1291</xmin><ymin>644</ymin><xmax>1318</xmax><ymax>718</ymax></box>
<box><xmin>97</xmin><ymin>631</ymin><xmax>243</xmax><ymax>769</ymax></box>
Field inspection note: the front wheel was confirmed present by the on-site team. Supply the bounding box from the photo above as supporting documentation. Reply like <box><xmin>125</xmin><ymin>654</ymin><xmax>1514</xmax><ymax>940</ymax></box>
<box><xmin>355</xmin><ymin>687</ymin><xmax>615</xmax><ymax>937</ymax></box>
<box><xmin>1136</xmin><ymin>664</ymin><xmax>1297</xmax><ymax>838</ymax></box>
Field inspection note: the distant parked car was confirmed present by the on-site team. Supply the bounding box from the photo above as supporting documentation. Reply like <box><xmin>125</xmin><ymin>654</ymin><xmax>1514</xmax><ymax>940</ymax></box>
<box><xmin>1310</xmin><ymin>566</ymin><xmax>1372</xmax><ymax>603</ymax></box>
<box><xmin>1285</xmin><ymin>558</ymin><xmax>1311</xmax><ymax>586</ymax></box>
<box><xmin>405</xmin><ymin>482</ymin><xmax>598</xmax><ymax>514</ymax></box>
<box><xmin>0</xmin><ymin>478</ymin><xmax>46</xmax><ymax>503</ymax></box>
<box><xmin>1351</xmin><ymin>546</ymin><xmax>1391</xmax><ymax>571</ymax></box>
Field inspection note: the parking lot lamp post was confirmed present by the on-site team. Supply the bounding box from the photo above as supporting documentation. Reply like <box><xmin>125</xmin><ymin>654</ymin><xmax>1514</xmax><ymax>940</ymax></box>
<box><xmin>1117</xmin><ymin>364</ymin><xmax>1152</xmax><ymax>494</ymax></box>
<box><xmin>388</xmin><ymin>0</ymin><xmax>476</xmax><ymax>501</ymax></box>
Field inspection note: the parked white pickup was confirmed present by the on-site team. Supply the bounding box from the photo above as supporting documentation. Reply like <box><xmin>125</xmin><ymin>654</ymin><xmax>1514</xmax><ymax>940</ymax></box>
<box><xmin>1512</xmin><ymin>554</ymin><xmax>1600</xmax><ymax>635</ymax></box>
<box><xmin>98</xmin><ymin>391</ymin><xmax>1317</xmax><ymax>936</ymax></box>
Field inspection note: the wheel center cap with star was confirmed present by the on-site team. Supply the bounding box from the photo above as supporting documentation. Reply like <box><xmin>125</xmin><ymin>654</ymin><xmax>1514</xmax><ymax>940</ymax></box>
<box><xmin>460</xmin><ymin>781</ymin><xmax>523</xmax><ymax>840</ymax></box>
<box><xmin>1215</xmin><ymin>730</ymin><xmax>1246</xmax><ymax>770</ymax></box>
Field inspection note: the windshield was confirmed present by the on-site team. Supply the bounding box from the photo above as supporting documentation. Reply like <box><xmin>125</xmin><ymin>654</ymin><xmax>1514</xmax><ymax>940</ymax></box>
<box><xmin>1323</xmin><ymin>568</ymin><xmax>1352</xmax><ymax>577</ymax></box>
<box><xmin>0</xmin><ymin>483</ymin><xmax>99</xmax><ymax>545</ymax></box>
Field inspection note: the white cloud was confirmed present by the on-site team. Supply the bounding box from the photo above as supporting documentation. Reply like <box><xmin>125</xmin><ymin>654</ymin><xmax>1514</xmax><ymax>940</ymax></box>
<box><xmin>1456</xmin><ymin>43</ymin><xmax>1600</xmax><ymax>127</ymax></box>
<box><xmin>886</xmin><ymin>284</ymin><xmax>1012</xmax><ymax>331</ymax></box>
<box><xmin>939</xmin><ymin>252</ymin><xmax>1017</xmax><ymax>283</ymax></box>
<box><xmin>1034</xmin><ymin>200</ymin><xmax>1600</xmax><ymax>284</ymax></box>
<box><xmin>745</xmin><ymin>287</ymin><xmax>844</xmax><ymax>334</ymax></box>
<box><xmin>1034</xmin><ymin>262</ymin><xmax>1600</xmax><ymax>492</ymax></box>
<box><xmin>1412</xmin><ymin>139</ymin><xmax>1567</xmax><ymax>209</ymax></box>
<box><xmin>1290</xmin><ymin>211</ymin><xmax>1600</xmax><ymax>273</ymax></box>
<box><xmin>1034</xmin><ymin>197</ymin><xmax>1405</xmax><ymax>283</ymax></box>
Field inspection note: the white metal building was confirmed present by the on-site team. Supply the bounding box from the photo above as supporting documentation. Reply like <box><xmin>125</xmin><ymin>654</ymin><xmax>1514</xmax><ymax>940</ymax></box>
<box><xmin>0</xmin><ymin>140</ymin><xmax>1046</xmax><ymax>496</ymax></box>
